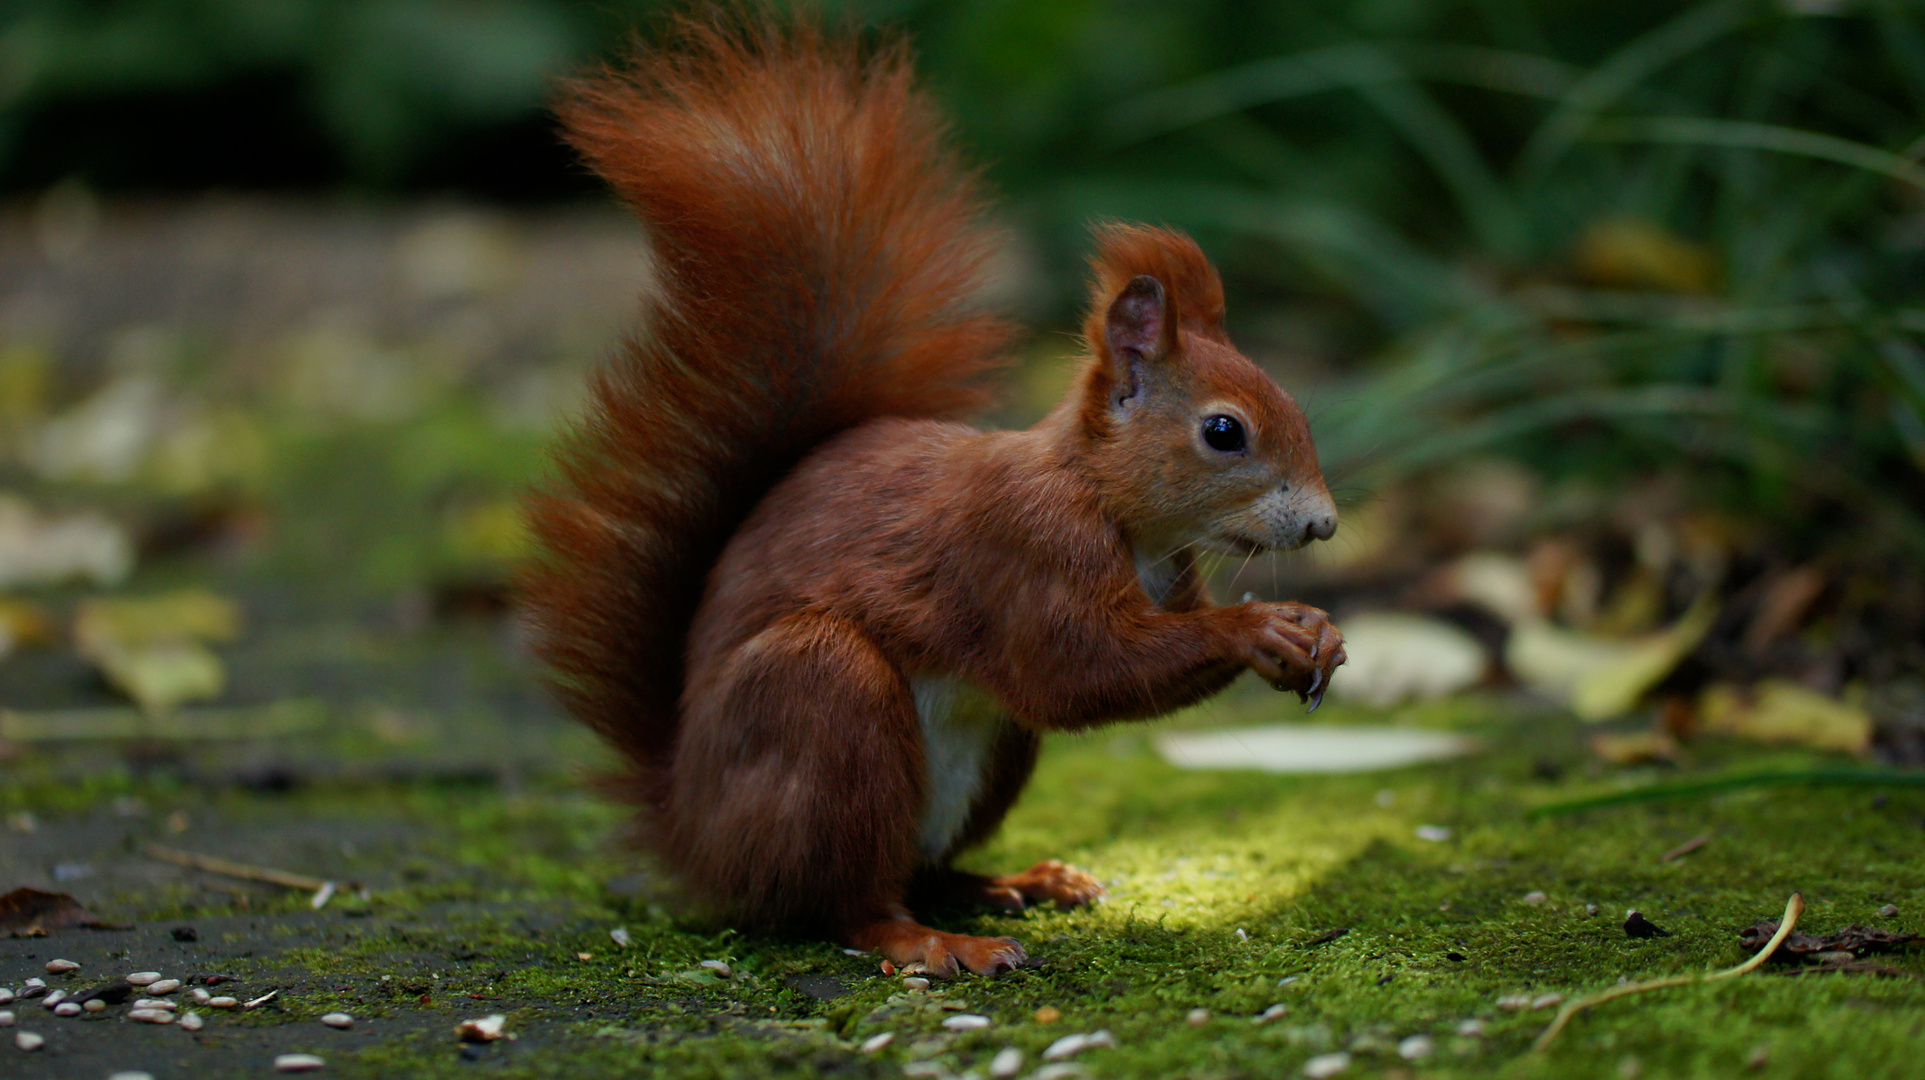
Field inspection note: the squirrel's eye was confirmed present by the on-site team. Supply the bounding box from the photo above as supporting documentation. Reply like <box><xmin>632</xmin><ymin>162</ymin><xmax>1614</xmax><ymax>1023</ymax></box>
<box><xmin>1201</xmin><ymin>414</ymin><xmax>1246</xmax><ymax>453</ymax></box>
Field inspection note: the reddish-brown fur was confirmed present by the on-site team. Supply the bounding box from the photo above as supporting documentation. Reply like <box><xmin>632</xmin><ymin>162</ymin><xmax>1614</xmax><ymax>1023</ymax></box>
<box><xmin>522</xmin><ymin>10</ymin><xmax>1344</xmax><ymax>977</ymax></box>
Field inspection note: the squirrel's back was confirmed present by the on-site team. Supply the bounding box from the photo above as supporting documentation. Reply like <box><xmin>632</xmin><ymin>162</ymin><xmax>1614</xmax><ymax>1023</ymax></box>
<box><xmin>521</xmin><ymin>12</ymin><xmax>1015</xmax><ymax>822</ymax></box>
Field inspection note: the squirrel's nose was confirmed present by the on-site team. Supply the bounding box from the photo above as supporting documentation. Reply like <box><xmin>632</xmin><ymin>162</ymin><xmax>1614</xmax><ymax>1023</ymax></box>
<box><xmin>1304</xmin><ymin>512</ymin><xmax>1337</xmax><ymax>544</ymax></box>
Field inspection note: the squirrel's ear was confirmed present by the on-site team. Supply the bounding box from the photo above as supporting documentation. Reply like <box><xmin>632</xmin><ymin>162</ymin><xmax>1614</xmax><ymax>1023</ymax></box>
<box><xmin>1105</xmin><ymin>275</ymin><xmax>1177</xmax><ymax>367</ymax></box>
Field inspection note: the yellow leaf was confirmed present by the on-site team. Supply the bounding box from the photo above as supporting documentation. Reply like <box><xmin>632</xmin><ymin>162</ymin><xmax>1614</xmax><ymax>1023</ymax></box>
<box><xmin>1700</xmin><ymin>681</ymin><xmax>1872</xmax><ymax>755</ymax></box>
<box><xmin>1508</xmin><ymin>595</ymin><xmax>1716</xmax><ymax>720</ymax></box>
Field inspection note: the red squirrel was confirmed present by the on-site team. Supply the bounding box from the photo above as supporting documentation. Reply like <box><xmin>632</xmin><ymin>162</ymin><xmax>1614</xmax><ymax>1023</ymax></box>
<box><xmin>522</xmin><ymin>13</ymin><xmax>1344</xmax><ymax>978</ymax></box>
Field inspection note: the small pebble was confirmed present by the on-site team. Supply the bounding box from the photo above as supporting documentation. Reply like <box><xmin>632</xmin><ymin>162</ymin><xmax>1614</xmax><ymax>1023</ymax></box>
<box><xmin>128</xmin><ymin>1009</ymin><xmax>174</xmax><ymax>1025</ymax></box>
<box><xmin>1033</xmin><ymin>1005</ymin><xmax>1061</xmax><ymax>1024</ymax></box>
<box><xmin>52</xmin><ymin>1002</ymin><xmax>80</xmax><ymax>1017</ymax></box>
<box><xmin>147</xmin><ymin>979</ymin><xmax>182</xmax><ymax>995</ymax></box>
<box><xmin>1043</xmin><ymin>1030</ymin><xmax>1116</xmax><ymax>1060</ymax></box>
<box><xmin>943</xmin><ymin>1014</ymin><xmax>991</xmax><ymax>1032</ymax></box>
<box><xmin>125</xmin><ymin>972</ymin><xmax>161</xmax><ymax>987</ymax></box>
<box><xmin>44</xmin><ymin>960</ymin><xmax>79</xmax><ymax>975</ymax></box>
<box><xmin>0</xmin><ymin>1010</ymin><xmax>12</xmax><ymax>1026</ymax></box>
<box><xmin>83</xmin><ymin>999</ymin><xmax>106</xmax><ymax>1013</ymax></box>
<box><xmin>190</xmin><ymin>988</ymin><xmax>212</xmax><ymax>1004</ymax></box>
<box><xmin>1398</xmin><ymin>1035</ymin><xmax>1434</xmax><ymax>1060</ymax></box>
<box><xmin>134</xmin><ymin>999</ymin><xmax>178</xmax><ymax>1010</ymax></box>
<box><xmin>1880</xmin><ymin>904</ymin><xmax>1899</xmax><ymax>918</ymax></box>
<box><xmin>902</xmin><ymin>977</ymin><xmax>930</xmax><ymax>991</ymax></box>
<box><xmin>321</xmin><ymin>1013</ymin><xmax>354</xmax><ymax>1029</ymax></box>
<box><xmin>859</xmin><ymin>1031</ymin><xmax>893</xmax><ymax>1053</ymax></box>
<box><xmin>1254</xmin><ymin>1003</ymin><xmax>1288</xmax><ymax>1023</ymax></box>
<box><xmin>1530</xmin><ymin>993</ymin><xmax>1564</xmax><ymax>1011</ymax></box>
<box><xmin>1186</xmin><ymin>1008</ymin><xmax>1209</xmax><ymax>1027</ymax></box>
<box><xmin>1302</xmin><ymin>1051</ymin><xmax>1352</xmax><ymax>1078</ymax></box>
<box><xmin>1456</xmin><ymin>1019</ymin><xmax>1485</xmax><ymax>1037</ymax></box>
<box><xmin>207</xmin><ymin>997</ymin><xmax>240</xmax><ymax>1009</ymax></box>
<box><xmin>989</xmin><ymin>1046</ymin><xmax>1023</xmax><ymax>1077</ymax></box>
<box><xmin>1522</xmin><ymin>891</ymin><xmax>1548</xmax><ymax>906</ymax></box>
<box><xmin>179</xmin><ymin>1011</ymin><xmax>205</xmax><ymax>1032</ymax></box>
<box><xmin>40</xmin><ymin>990</ymin><xmax>65</xmax><ymax>1008</ymax></box>
<box><xmin>16</xmin><ymin>1030</ymin><xmax>44</xmax><ymax>1051</ymax></box>
<box><xmin>275</xmin><ymin>1053</ymin><xmax>327</xmax><ymax>1072</ymax></box>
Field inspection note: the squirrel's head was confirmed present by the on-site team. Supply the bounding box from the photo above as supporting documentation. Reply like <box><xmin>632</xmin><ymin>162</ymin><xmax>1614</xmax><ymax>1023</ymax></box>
<box><xmin>1073</xmin><ymin>224</ymin><xmax>1336</xmax><ymax>558</ymax></box>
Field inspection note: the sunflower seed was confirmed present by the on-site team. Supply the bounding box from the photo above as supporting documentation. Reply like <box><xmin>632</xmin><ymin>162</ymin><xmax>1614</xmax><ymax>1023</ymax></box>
<box><xmin>190</xmin><ymin>988</ymin><xmax>211</xmax><ymax>1004</ymax></box>
<box><xmin>15</xmin><ymin>1031</ymin><xmax>44</xmax><ymax>1051</ymax></box>
<box><xmin>1522</xmin><ymin>892</ymin><xmax>1548</xmax><ymax>906</ymax></box>
<box><xmin>1043</xmin><ymin>1030</ymin><xmax>1115</xmax><ymax>1059</ymax></box>
<box><xmin>699</xmin><ymin>960</ymin><xmax>731</xmax><ymax>978</ymax></box>
<box><xmin>146</xmin><ymin>979</ymin><xmax>182</xmax><ymax>995</ymax></box>
<box><xmin>133</xmin><ymin>999</ymin><xmax>177</xmax><ymax>1010</ymax></box>
<box><xmin>0</xmin><ymin>1010</ymin><xmax>11</xmax><ymax>1026</ymax></box>
<box><xmin>1531</xmin><ymin>994</ymin><xmax>1564</xmax><ymax>1011</ymax></box>
<box><xmin>39</xmin><ymin>990</ymin><xmax>65</xmax><ymax>1009</ymax></box>
<box><xmin>1302</xmin><ymin>1051</ymin><xmax>1351</xmax><ymax>1078</ymax></box>
<box><xmin>902</xmin><ymin>977</ymin><xmax>930</xmax><ymax>991</ymax></box>
<box><xmin>52</xmin><ymin>1002</ymin><xmax>80</xmax><ymax>1017</ymax></box>
<box><xmin>108</xmin><ymin>1073</ymin><xmax>155</xmax><ymax>1080</ymax></box>
<box><xmin>128</xmin><ymin>1008</ymin><xmax>174</xmax><ymax>1024</ymax></box>
<box><xmin>274</xmin><ymin>1053</ymin><xmax>326</xmax><ymax>1072</ymax></box>
<box><xmin>83</xmin><ymin>999</ymin><xmax>106</xmax><ymax>1013</ymax></box>
<box><xmin>1398</xmin><ymin>1035</ymin><xmax>1434</xmax><ymax>1060</ymax></box>
<box><xmin>208</xmin><ymin>997</ymin><xmax>239</xmax><ymax>1009</ymax></box>
<box><xmin>125</xmin><ymin>973</ymin><xmax>161</xmax><ymax>987</ymax></box>
<box><xmin>1187</xmin><ymin>1008</ymin><xmax>1210</xmax><ymax>1027</ymax></box>
<box><xmin>44</xmin><ymin>960</ymin><xmax>79</xmax><ymax>975</ymax></box>
<box><xmin>859</xmin><ymin>1031</ymin><xmax>893</xmax><ymax>1053</ymax></box>
<box><xmin>321</xmin><ymin>1013</ymin><xmax>353</xmax><ymax>1029</ymax></box>
<box><xmin>0</xmin><ymin>990</ymin><xmax>11</xmax><ymax>1004</ymax></box>
<box><xmin>179</xmin><ymin>1011</ymin><xmax>205</xmax><ymax>1031</ymax></box>
<box><xmin>990</xmin><ymin>1046</ymin><xmax>1023</xmax><ymax>1077</ymax></box>
<box><xmin>943</xmin><ymin>1014</ymin><xmax>991</xmax><ymax>1032</ymax></box>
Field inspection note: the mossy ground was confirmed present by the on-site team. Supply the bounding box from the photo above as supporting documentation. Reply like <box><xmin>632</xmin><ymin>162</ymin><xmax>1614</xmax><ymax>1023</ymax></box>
<box><xmin>3</xmin><ymin>680</ymin><xmax>1920</xmax><ymax>1080</ymax></box>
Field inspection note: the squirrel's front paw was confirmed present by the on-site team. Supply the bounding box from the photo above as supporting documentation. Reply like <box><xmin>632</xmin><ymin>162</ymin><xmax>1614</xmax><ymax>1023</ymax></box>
<box><xmin>1236</xmin><ymin>601</ymin><xmax>1346</xmax><ymax>710</ymax></box>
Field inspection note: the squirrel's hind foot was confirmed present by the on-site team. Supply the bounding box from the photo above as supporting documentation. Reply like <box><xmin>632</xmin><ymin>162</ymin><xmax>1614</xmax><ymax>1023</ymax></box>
<box><xmin>992</xmin><ymin>860</ymin><xmax>1104</xmax><ymax>910</ymax></box>
<box><xmin>849</xmin><ymin>916</ymin><xmax>1027</xmax><ymax>978</ymax></box>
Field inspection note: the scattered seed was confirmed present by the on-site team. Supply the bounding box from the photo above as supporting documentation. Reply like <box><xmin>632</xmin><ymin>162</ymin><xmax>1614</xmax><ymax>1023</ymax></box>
<box><xmin>128</xmin><ymin>1009</ymin><xmax>174</xmax><ymax>1024</ymax></box>
<box><xmin>1880</xmin><ymin>904</ymin><xmax>1899</xmax><ymax>918</ymax></box>
<box><xmin>1032</xmin><ymin>1066</ymin><xmax>1086</xmax><ymax>1080</ymax></box>
<box><xmin>190</xmin><ymin>988</ymin><xmax>211</xmax><ymax>1004</ymax></box>
<box><xmin>699</xmin><ymin>960</ymin><xmax>731</xmax><ymax>978</ymax></box>
<box><xmin>1586</xmin><ymin>904</ymin><xmax>1600</xmax><ymax>916</ymax></box>
<box><xmin>147</xmin><ymin>979</ymin><xmax>182</xmax><ymax>995</ymax></box>
<box><xmin>321</xmin><ymin>1013</ymin><xmax>353</xmax><ymax>1029</ymax></box>
<box><xmin>274</xmin><ymin>1053</ymin><xmax>326</xmax><ymax>1072</ymax></box>
<box><xmin>16</xmin><ymin>1031</ymin><xmax>44</xmax><ymax>1051</ymax></box>
<box><xmin>309</xmin><ymin>882</ymin><xmax>336</xmax><ymax>910</ymax></box>
<box><xmin>989</xmin><ymin>1046</ymin><xmax>1023</xmax><ymax>1077</ymax></box>
<box><xmin>1745</xmin><ymin>1041</ymin><xmax>1769</xmax><ymax>1069</ymax></box>
<box><xmin>1033</xmin><ymin>1005</ymin><xmax>1061</xmax><ymax>1024</ymax></box>
<box><xmin>902</xmin><ymin>1062</ymin><xmax>944</xmax><ymax>1079</ymax></box>
<box><xmin>179</xmin><ymin>1012</ymin><xmax>205</xmax><ymax>1032</ymax></box>
<box><xmin>83</xmin><ymin>1000</ymin><xmax>105</xmax><ymax>1013</ymax></box>
<box><xmin>243</xmin><ymin>991</ymin><xmax>279</xmax><ymax>1009</ymax></box>
<box><xmin>52</xmin><ymin>1002</ymin><xmax>80</xmax><ymax>1017</ymax></box>
<box><xmin>0</xmin><ymin>990</ymin><xmax>11</xmax><ymax>1004</ymax></box>
<box><xmin>1398</xmin><ymin>1035</ymin><xmax>1435</xmax><ymax>1060</ymax></box>
<box><xmin>1254</xmin><ymin>1004</ymin><xmax>1287</xmax><ymax>1023</ymax></box>
<box><xmin>1414</xmin><ymin>825</ymin><xmax>1452</xmax><ymax>842</ymax></box>
<box><xmin>1187</xmin><ymin>1008</ymin><xmax>1209</xmax><ymax>1027</ymax></box>
<box><xmin>902</xmin><ymin>977</ymin><xmax>930</xmax><ymax>991</ymax></box>
<box><xmin>859</xmin><ymin>1031</ymin><xmax>893</xmax><ymax>1053</ymax></box>
<box><xmin>943</xmin><ymin>1014</ymin><xmax>991</xmax><ymax>1032</ymax></box>
<box><xmin>609</xmin><ymin>928</ymin><xmax>632</xmax><ymax>948</ymax></box>
<box><xmin>1042</xmin><ymin>1030</ymin><xmax>1115</xmax><ymax>1059</ymax></box>
<box><xmin>1302</xmin><ymin>1050</ymin><xmax>1352</xmax><ymax>1077</ymax></box>
<box><xmin>39</xmin><ymin>990</ymin><xmax>65</xmax><ymax>1008</ymax></box>
<box><xmin>1660</xmin><ymin>834</ymin><xmax>1710</xmax><ymax>861</ymax></box>
<box><xmin>134</xmin><ymin>999</ymin><xmax>177</xmax><ymax>1010</ymax></box>
<box><xmin>22</xmin><ymin>979</ymin><xmax>46</xmax><ymax>993</ymax></box>
<box><xmin>1531</xmin><ymin>993</ymin><xmax>1564</xmax><ymax>1011</ymax></box>
<box><xmin>1457</xmin><ymin>1019</ymin><xmax>1485</xmax><ymax>1037</ymax></box>
<box><xmin>843</xmin><ymin>948</ymin><xmax>866</xmax><ymax>957</ymax></box>
<box><xmin>1496</xmin><ymin>994</ymin><xmax>1532</xmax><ymax>1011</ymax></box>
<box><xmin>0</xmin><ymin>1011</ymin><xmax>12</xmax><ymax>1027</ymax></box>
<box><xmin>108</xmin><ymin>1072</ymin><xmax>155</xmax><ymax>1080</ymax></box>
<box><xmin>1235</xmin><ymin>928</ymin><xmax>1249</xmax><ymax>942</ymax></box>
<box><xmin>456</xmin><ymin>1014</ymin><xmax>508</xmax><ymax>1042</ymax></box>
<box><xmin>44</xmin><ymin>960</ymin><xmax>79</xmax><ymax>975</ymax></box>
<box><xmin>125</xmin><ymin>973</ymin><xmax>161</xmax><ymax>986</ymax></box>
<box><xmin>1522</xmin><ymin>891</ymin><xmax>1548</xmax><ymax>906</ymax></box>
<box><xmin>207</xmin><ymin>997</ymin><xmax>239</xmax><ymax>1009</ymax></box>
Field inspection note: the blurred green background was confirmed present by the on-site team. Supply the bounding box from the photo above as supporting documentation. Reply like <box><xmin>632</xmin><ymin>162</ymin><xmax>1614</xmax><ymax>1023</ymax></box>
<box><xmin>3</xmin><ymin>0</ymin><xmax>1924</xmax><ymax>762</ymax></box>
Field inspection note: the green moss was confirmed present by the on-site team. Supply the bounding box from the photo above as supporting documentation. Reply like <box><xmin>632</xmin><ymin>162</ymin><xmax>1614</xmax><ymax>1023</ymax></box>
<box><xmin>10</xmin><ymin>685</ymin><xmax>1922</xmax><ymax>1078</ymax></box>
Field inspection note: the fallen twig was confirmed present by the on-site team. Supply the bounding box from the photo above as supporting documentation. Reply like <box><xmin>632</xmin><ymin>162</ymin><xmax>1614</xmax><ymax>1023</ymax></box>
<box><xmin>1661</xmin><ymin>834</ymin><xmax>1710</xmax><ymax>861</ymax></box>
<box><xmin>1533</xmin><ymin>892</ymin><xmax>1805</xmax><ymax>1052</ymax></box>
<box><xmin>144</xmin><ymin>844</ymin><xmax>327</xmax><ymax>892</ymax></box>
<box><xmin>1527</xmin><ymin>770</ymin><xmax>1925</xmax><ymax>818</ymax></box>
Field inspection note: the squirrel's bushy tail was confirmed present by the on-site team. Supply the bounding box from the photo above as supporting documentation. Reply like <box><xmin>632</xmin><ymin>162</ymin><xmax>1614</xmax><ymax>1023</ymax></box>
<box><xmin>522</xmin><ymin>11</ymin><xmax>1013</xmax><ymax>826</ymax></box>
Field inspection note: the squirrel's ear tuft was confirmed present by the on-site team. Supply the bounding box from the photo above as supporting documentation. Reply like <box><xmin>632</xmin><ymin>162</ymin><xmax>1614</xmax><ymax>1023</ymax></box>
<box><xmin>1106</xmin><ymin>275</ymin><xmax>1176</xmax><ymax>364</ymax></box>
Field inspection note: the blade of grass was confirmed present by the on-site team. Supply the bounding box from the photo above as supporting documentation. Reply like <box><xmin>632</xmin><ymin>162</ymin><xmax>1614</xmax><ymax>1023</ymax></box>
<box><xmin>1590</xmin><ymin>116</ymin><xmax>1925</xmax><ymax>189</ymax></box>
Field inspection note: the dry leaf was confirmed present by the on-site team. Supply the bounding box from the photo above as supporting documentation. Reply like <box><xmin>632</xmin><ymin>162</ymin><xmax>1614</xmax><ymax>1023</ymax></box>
<box><xmin>1575</xmin><ymin>218</ymin><xmax>1719</xmax><ymax>294</ymax></box>
<box><xmin>0</xmin><ymin>495</ymin><xmax>133</xmax><ymax>589</ymax></box>
<box><xmin>1739</xmin><ymin>920</ymin><xmax>1918</xmax><ymax>957</ymax></box>
<box><xmin>73</xmin><ymin>590</ymin><xmax>242</xmax><ymax>713</ymax></box>
<box><xmin>1589</xmin><ymin>730</ymin><xmax>1679</xmax><ymax>766</ymax></box>
<box><xmin>1326</xmin><ymin>612</ymin><xmax>1487</xmax><ymax>707</ymax></box>
<box><xmin>0</xmin><ymin>888</ymin><xmax>127</xmax><ymax>935</ymax></box>
<box><xmin>1700</xmin><ymin>681</ymin><xmax>1872</xmax><ymax>754</ymax></box>
<box><xmin>1508</xmin><ymin>596</ymin><xmax>1716</xmax><ymax>720</ymax></box>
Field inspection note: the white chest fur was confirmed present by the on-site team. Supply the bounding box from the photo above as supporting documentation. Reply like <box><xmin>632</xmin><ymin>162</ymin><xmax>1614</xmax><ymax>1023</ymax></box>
<box><xmin>911</xmin><ymin>676</ymin><xmax>1002</xmax><ymax>862</ymax></box>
